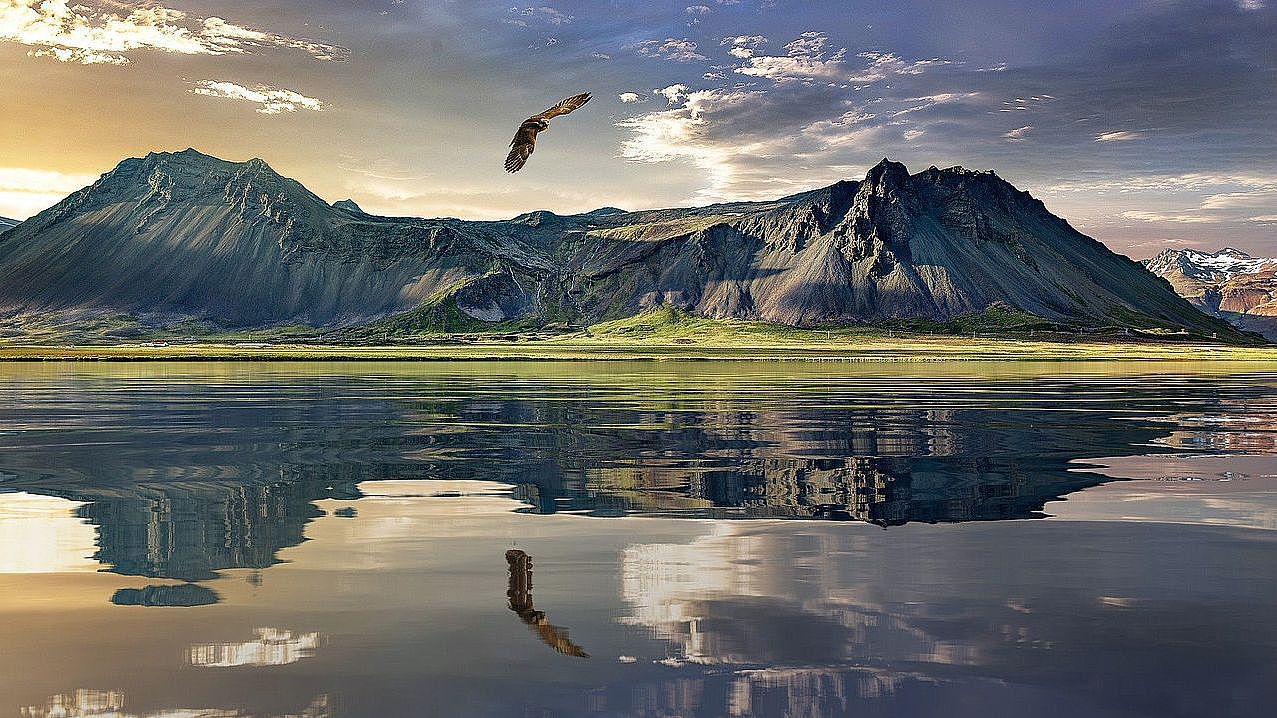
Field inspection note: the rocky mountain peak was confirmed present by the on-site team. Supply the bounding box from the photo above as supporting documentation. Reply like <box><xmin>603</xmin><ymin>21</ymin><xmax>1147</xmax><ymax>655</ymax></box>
<box><xmin>863</xmin><ymin>158</ymin><xmax>911</xmax><ymax>192</ymax></box>
<box><xmin>333</xmin><ymin>199</ymin><xmax>365</xmax><ymax>213</ymax></box>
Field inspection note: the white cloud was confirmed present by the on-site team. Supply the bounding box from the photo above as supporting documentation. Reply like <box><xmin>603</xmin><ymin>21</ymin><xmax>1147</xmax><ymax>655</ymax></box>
<box><xmin>1238</xmin><ymin>0</ymin><xmax>1265</xmax><ymax>10</ymax></box>
<box><xmin>732</xmin><ymin>32</ymin><xmax>949</xmax><ymax>84</ymax></box>
<box><xmin>617</xmin><ymin>59</ymin><xmax>982</xmax><ymax>201</ymax></box>
<box><xmin>0</xmin><ymin>166</ymin><xmax>98</xmax><ymax>220</ymax></box>
<box><xmin>1199</xmin><ymin>190</ymin><xmax>1277</xmax><ymax>209</ymax></box>
<box><xmin>1046</xmin><ymin>172</ymin><xmax>1277</xmax><ymax>194</ymax></box>
<box><xmin>190</xmin><ymin>80</ymin><xmax>326</xmax><ymax>115</ymax></box>
<box><xmin>504</xmin><ymin>5</ymin><xmax>573</xmax><ymax>27</ymax></box>
<box><xmin>636</xmin><ymin>37</ymin><xmax>707</xmax><ymax>62</ymax></box>
<box><xmin>685</xmin><ymin>5</ymin><xmax>712</xmax><ymax>14</ymax></box>
<box><xmin>657</xmin><ymin>83</ymin><xmax>689</xmax><ymax>105</ymax></box>
<box><xmin>1003</xmin><ymin>125</ymin><xmax>1034</xmax><ymax>141</ymax></box>
<box><xmin>849</xmin><ymin>51</ymin><xmax>949</xmax><ymax>83</ymax></box>
<box><xmin>619</xmin><ymin>88</ymin><xmax>770</xmax><ymax>201</ymax></box>
<box><xmin>723</xmin><ymin>34</ymin><xmax>767</xmax><ymax>49</ymax></box>
<box><xmin>1122</xmin><ymin>210</ymin><xmax>1218</xmax><ymax>224</ymax></box>
<box><xmin>1131</xmin><ymin>238</ymin><xmax>1206</xmax><ymax>248</ymax></box>
<box><xmin>1095</xmin><ymin>130</ymin><xmax>1146</xmax><ymax>142</ymax></box>
<box><xmin>618</xmin><ymin>91</ymin><xmax>646</xmax><ymax>103</ymax></box>
<box><xmin>0</xmin><ymin>0</ymin><xmax>348</xmax><ymax>66</ymax></box>
<box><xmin>735</xmin><ymin>31</ymin><xmax>847</xmax><ymax>81</ymax></box>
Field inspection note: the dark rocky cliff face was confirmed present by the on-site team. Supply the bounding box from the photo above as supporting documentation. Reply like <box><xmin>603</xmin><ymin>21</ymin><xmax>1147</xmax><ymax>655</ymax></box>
<box><xmin>0</xmin><ymin>149</ymin><xmax>1246</xmax><ymax>340</ymax></box>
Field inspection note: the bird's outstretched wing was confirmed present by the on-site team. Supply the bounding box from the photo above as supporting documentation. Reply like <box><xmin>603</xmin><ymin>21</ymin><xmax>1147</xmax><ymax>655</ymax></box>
<box><xmin>505</xmin><ymin>92</ymin><xmax>591</xmax><ymax>172</ymax></box>
<box><xmin>505</xmin><ymin>122</ymin><xmax>540</xmax><ymax>173</ymax></box>
<box><xmin>531</xmin><ymin>92</ymin><xmax>592</xmax><ymax>122</ymax></box>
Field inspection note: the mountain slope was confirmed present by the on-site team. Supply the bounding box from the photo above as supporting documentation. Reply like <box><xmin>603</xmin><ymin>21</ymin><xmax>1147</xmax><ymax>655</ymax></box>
<box><xmin>0</xmin><ymin>149</ymin><xmax>1250</xmax><ymax>342</ymax></box>
<box><xmin>0</xmin><ymin>149</ymin><xmax>537</xmax><ymax>327</ymax></box>
<box><xmin>0</xmin><ymin>216</ymin><xmax>18</xmax><ymax>233</ymax></box>
<box><xmin>1143</xmin><ymin>247</ymin><xmax>1277</xmax><ymax>340</ymax></box>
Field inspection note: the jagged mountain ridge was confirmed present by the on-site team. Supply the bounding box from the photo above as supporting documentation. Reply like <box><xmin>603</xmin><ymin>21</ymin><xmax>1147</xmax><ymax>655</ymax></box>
<box><xmin>0</xmin><ymin>148</ymin><xmax>1248</xmax><ymax>340</ymax></box>
<box><xmin>1143</xmin><ymin>247</ymin><xmax>1277</xmax><ymax>340</ymax></box>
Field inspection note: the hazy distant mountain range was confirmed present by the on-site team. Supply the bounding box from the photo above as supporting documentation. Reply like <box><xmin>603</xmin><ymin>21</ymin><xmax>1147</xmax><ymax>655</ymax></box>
<box><xmin>1143</xmin><ymin>247</ymin><xmax>1277</xmax><ymax>340</ymax></box>
<box><xmin>0</xmin><ymin>216</ymin><xmax>18</xmax><ymax>232</ymax></box>
<box><xmin>0</xmin><ymin>148</ymin><xmax>1252</xmax><ymax>342</ymax></box>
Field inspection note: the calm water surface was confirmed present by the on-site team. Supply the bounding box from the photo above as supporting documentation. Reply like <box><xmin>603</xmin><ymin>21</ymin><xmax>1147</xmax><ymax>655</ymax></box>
<box><xmin>1</xmin><ymin>361</ymin><xmax>1275</xmax><ymax>717</ymax></box>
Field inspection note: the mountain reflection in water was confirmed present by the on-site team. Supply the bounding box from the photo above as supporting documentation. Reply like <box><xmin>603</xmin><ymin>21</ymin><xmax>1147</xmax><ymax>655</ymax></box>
<box><xmin>3</xmin><ymin>362</ymin><xmax>1271</xmax><ymax>585</ymax></box>
<box><xmin>0</xmin><ymin>363</ymin><xmax>1275</xmax><ymax>717</ymax></box>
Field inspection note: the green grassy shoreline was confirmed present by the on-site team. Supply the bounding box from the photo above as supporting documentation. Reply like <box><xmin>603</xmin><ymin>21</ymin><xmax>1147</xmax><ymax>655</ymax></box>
<box><xmin>3</xmin><ymin>308</ymin><xmax>1272</xmax><ymax>362</ymax></box>
<box><xmin>3</xmin><ymin>336</ymin><xmax>1277</xmax><ymax>362</ymax></box>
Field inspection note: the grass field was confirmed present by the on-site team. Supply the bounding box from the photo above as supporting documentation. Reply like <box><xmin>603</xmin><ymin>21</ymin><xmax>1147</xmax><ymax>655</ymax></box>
<box><xmin>2</xmin><ymin>336</ymin><xmax>1275</xmax><ymax>362</ymax></box>
<box><xmin>2</xmin><ymin>307</ymin><xmax>1273</xmax><ymax>362</ymax></box>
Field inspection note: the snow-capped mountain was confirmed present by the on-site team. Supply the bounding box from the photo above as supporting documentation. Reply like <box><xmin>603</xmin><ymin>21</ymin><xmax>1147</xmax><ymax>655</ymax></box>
<box><xmin>1144</xmin><ymin>247</ymin><xmax>1277</xmax><ymax>282</ymax></box>
<box><xmin>1143</xmin><ymin>247</ymin><xmax>1277</xmax><ymax>340</ymax></box>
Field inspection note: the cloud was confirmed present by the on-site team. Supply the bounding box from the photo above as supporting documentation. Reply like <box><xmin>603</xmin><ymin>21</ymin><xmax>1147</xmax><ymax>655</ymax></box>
<box><xmin>732</xmin><ymin>31</ymin><xmax>949</xmax><ymax>84</ymax></box>
<box><xmin>1131</xmin><ymin>238</ymin><xmax>1206</xmax><ymax>248</ymax></box>
<box><xmin>618</xmin><ymin>92</ymin><xmax>646</xmax><ymax>104</ymax></box>
<box><xmin>1238</xmin><ymin>0</ymin><xmax>1266</xmax><ymax>9</ymax></box>
<box><xmin>734</xmin><ymin>31</ymin><xmax>848</xmax><ymax>81</ymax></box>
<box><xmin>724</xmin><ymin>34</ymin><xmax>767</xmax><ymax>48</ymax></box>
<box><xmin>617</xmin><ymin>30</ymin><xmax>981</xmax><ymax>202</ymax></box>
<box><xmin>1045</xmin><ymin>173</ymin><xmax>1277</xmax><ymax>194</ymax></box>
<box><xmin>848</xmin><ymin>51</ymin><xmax>949</xmax><ymax>83</ymax></box>
<box><xmin>0</xmin><ymin>0</ymin><xmax>349</xmax><ymax>66</ymax></box>
<box><xmin>0</xmin><ymin>166</ymin><xmax>98</xmax><ymax>219</ymax></box>
<box><xmin>1122</xmin><ymin>210</ymin><xmax>1218</xmax><ymax>224</ymax></box>
<box><xmin>1095</xmin><ymin>131</ymin><xmax>1146</xmax><ymax>142</ymax></box>
<box><xmin>685</xmin><ymin>5</ymin><xmax>712</xmax><ymax>14</ymax></box>
<box><xmin>657</xmin><ymin>83</ymin><xmax>689</xmax><ymax>105</ymax></box>
<box><xmin>1003</xmin><ymin>125</ymin><xmax>1033</xmax><ymax>141</ymax></box>
<box><xmin>1200</xmin><ymin>190</ymin><xmax>1277</xmax><ymax>209</ymax></box>
<box><xmin>190</xmin><ymin>80</ymin><xmax>326</xmax><ymax>115</ymax></box>
<box><xmin>619</xmin><ymin>88</ymin><xmax>768</xmax><ymax>200</ymax></box>
<box><xmin>636</xmin><ymin>37</ymin><xmax>707</xmax><ymax>62</ymax></box>
<box><xmin>504</xmin><ymin>5</ymin><xmax>573</xmax><ymax>27</ymax></box>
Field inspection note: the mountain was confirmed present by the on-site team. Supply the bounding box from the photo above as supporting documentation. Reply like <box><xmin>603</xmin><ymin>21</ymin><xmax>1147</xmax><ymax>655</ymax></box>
<box><xmin>332</xmin><ymin>198</ymin><xmax>365</xmax><ymax>213</ymax></box>
<box><xmin>0</xmin><ymin>216</ymin><xmax>18</xmax><ymax>232</ymax></box>
<box><xmin>0</xmin><ymin>149</ymin><xmax>1250</xmax><ymax>341</ymax></box>
<box><xmin>1143</xmin><ymin>247</ymin><xmax>1277</xmax><ymax>340</ymax></box>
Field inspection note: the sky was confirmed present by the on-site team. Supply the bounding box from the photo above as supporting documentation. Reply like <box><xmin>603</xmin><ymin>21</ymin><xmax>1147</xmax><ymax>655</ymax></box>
<box><xmin>1</xmin><ymin>0</ymin><xmax>1274</xmax><ymax>257</ymax></box>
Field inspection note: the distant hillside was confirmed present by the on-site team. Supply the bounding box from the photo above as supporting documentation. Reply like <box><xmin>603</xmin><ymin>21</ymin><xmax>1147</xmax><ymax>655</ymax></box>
<box><xmin>0</xmin><ymin>149</ymin><xmax>1252</xmax><ymax>342</ymax></box>
<box><xmin>1143</xmin><ymin>247</ymin><xmax>1277</xmax><ymax>340</ymax></box>
<box><xmin>0</xmin><ymin>216</ymin><xmax>18</xmax><ymax>233</ymax></box>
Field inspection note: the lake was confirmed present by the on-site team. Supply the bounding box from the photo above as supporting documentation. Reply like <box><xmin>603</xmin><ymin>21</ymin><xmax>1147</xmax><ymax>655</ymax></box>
<box><xmin>1</xmin><ymin>361</ymin><xmax>1275</xmax><ymax>717</ymax></box>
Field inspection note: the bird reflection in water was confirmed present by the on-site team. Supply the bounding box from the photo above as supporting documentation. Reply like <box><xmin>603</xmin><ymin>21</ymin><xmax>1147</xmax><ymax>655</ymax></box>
<box><xmin>505</xmin><ymin>549</ymin><xmax>589</xmax><ymax>658</ymax></box>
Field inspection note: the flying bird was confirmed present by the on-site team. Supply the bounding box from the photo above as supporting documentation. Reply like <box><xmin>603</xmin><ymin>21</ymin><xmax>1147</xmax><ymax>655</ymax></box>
<box><xmin>504</xmin><ymin>92</ymin><xmax>592</xmax><ymax>173</ymax></box>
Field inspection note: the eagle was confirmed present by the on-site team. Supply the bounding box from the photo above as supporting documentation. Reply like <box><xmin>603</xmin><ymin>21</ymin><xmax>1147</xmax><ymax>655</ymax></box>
<box><xmin>504</xmin><ymin>92</ymin><xmax>592</xmax><ymax>173</ymax></box>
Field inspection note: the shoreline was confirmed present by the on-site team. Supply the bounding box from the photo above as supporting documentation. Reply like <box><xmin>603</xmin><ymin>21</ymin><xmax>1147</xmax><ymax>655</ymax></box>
<box><xmin>3</xmin><ymin>339</ymin><xmax>1277</xmax><ymax>362</ymax></box>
